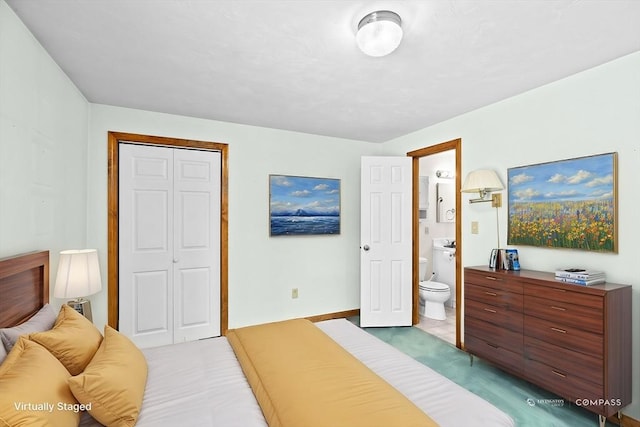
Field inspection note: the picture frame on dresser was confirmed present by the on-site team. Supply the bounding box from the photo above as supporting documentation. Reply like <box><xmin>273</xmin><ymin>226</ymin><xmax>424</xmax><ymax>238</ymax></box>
<box><xmin>507</xmin><ymin>152</ymin><xmax>617</xmax><ymax>253</ymax></box>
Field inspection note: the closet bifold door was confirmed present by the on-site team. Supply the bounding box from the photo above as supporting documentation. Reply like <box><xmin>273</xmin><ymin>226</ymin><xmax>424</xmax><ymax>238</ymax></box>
<box><xmin>172</xmin><ymin>148</ymin><xmax>221</xmax><ymax>343</ymax></box>
<box><xmin>118</xmin><ymin>143</ymin><xmax>220</xmax><ymax>348</ymax></box>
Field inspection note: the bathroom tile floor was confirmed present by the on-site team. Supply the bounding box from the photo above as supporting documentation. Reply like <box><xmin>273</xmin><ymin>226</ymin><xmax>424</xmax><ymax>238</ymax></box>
<box><xmin>416</xmin><ymin>306</ymin><xmax>456</xmax><ymax>346</ymax></box>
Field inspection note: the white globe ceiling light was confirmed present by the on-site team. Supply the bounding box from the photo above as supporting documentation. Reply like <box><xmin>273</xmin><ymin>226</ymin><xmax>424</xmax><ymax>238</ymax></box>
<box><xmin>356</xmin><ymin>10</ymin><xmax>403</xmax><ymax>57</ymax></box>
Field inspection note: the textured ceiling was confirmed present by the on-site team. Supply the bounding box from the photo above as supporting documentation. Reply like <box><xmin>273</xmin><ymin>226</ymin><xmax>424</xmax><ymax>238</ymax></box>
<box><xmin>6</xmin><ymin>0</ymin><xmax>640</xmax><ymax>143</ymax></box>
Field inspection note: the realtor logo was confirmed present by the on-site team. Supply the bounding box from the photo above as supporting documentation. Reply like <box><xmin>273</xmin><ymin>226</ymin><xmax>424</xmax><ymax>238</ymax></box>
<box><xmin>526</xmin><ymin>397</ymin><xmax>564</xmax><ymax>407</ymax></box>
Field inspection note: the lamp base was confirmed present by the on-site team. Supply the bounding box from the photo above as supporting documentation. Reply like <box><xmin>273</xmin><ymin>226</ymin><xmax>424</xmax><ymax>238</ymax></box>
<box><xmin>67</xmin><ymin>299</ymin><xmax>93</xmax><ymax>322</ymax></box>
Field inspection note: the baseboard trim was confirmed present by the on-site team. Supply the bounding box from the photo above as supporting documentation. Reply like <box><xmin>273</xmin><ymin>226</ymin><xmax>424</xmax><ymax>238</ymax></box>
<box><xmin>306</xmin><ymin>309</ymin><xmax>360</xmax><ymax>323</ymax></box>
<box><xmin>610</xmin><ymin>413</ymin><xmax>640</xmax><ymax>427</ymax></box>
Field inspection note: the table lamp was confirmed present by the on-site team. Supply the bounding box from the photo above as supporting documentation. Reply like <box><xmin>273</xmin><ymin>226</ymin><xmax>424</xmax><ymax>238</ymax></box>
<box><xmin>54</xmin><ymin>249</ymin><xmax>102</xmax><ymax>322</ymax></box>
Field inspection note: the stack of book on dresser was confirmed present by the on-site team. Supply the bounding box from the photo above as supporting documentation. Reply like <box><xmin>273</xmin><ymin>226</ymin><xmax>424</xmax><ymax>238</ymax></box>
<box><xmin>554</xmin><ymin>268</ymin><xmax>606</xmax><ymax>286</ymax></box>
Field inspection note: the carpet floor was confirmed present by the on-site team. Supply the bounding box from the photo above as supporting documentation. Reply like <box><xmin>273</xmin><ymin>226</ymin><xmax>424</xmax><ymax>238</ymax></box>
<box><xmin>355</xmin><ymin>321</ymin><xmax>617</xmax><ymax>427</ymax></box>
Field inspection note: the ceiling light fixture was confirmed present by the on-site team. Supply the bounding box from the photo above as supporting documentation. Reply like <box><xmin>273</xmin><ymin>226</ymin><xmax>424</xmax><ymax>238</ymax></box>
<box><xmin>356</xmin><ymin>10</ymin><xmax>403</xmax><ymax>57</ymax></box>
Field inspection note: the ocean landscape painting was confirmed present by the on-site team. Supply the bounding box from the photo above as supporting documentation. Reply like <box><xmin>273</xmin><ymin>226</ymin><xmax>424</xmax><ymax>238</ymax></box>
<box><xmin>269</xmin><ymin>175</ymin><xmax>340</xmax><ymax>236</ymax></box>
<box><xmin>507</xmin><ymin>152</ymin><xmax>617</xmax><ymax>252</ymax></box>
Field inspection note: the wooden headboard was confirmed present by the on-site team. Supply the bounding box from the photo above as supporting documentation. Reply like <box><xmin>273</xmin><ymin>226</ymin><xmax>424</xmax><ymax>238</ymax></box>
<box><xmin>0</xmin><ymin>251</ymin><xmax>49</xmax><ymax>328</ymax></box>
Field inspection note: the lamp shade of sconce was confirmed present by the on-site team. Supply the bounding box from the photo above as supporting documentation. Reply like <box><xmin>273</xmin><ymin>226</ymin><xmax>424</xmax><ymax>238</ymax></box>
<box><xmin>461</xmin><ymin>169</ymin><xmax>504</xmax><ymax>203</ymax></box>
<box><xmin>356</xmin><ymin>10</ymin><xmax>403</xmax><ymax>57</ymax></box>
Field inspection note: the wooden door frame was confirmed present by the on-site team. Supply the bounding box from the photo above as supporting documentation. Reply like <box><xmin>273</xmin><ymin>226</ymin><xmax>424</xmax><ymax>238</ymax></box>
<box><xmin>107</xmin><ymin>132</ymin><xmax>229</xmax><ymax>334</ymax></box>
<box><xmin>407</xmin><ymin>138</ymin><xmax>462</xmax><ymax>348</ymax></box>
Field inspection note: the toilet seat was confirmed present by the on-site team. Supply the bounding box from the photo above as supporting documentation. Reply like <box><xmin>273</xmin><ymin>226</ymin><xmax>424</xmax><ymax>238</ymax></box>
<box><xmin>419</xmin><ymin>281</ymin><xmax>449</xmax><ymax>292</ymax></box>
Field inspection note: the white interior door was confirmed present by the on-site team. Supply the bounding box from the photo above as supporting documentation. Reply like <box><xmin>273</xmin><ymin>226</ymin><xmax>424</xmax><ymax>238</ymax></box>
<box><xmin>360</xmin><ymin>156</ymin><xmax>412</xmax><ymax>327</ymax></box>
<box><xmin>119</xmin><ymin>144</ymin><xmax>173</xmax><ymax>347</ymax></box>
<box><xmin>173</xmin><ymin>148</ymin><xmax>220</xmax><ymax>342</ymax></box>
<box><xmin>119</xmin><ymin>144</ymin><xmax>220</xmax><ymax>348</ymax></box>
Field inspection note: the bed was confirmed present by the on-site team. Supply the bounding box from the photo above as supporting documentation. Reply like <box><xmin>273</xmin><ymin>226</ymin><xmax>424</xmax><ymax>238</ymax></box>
<box><xmin>0</xmin><ymin>251</ymin><xmax>514</xmax><ymax>427</ymax></box>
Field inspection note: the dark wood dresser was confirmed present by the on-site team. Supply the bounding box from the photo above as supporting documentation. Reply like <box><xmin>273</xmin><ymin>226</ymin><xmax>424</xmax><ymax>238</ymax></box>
<box><xmin>464</xmin><ymin>266</ymin><xmax>632</xmax><ymax>426</ymax></box>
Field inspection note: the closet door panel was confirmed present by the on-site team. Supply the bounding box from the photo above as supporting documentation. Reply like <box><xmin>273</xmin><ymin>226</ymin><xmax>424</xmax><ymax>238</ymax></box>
<box><xmin>180</xmin><ymin>191</ymin><xmax>210</xmax><ymax>249</ymax></box>
<box><xmin>133</xmin><ymin>270</ymin><xmax>169</xmax><ymax>334</ymax></box>
<box><xmin>119</xmin><ymin>144</ymin><xmax>174</xmax><ymax>348</ymax></box>
<box><xmin>173</xmin><ymin>149</ymin><xmax>221</xmax><ymax>342</ymax></box>
<box><xmin>134</xmin><ymin>190</ymin><xmax>169</xmax><ymax>252</ymax></box>
<box><xmin>176</xmin><ymin>267</ymin><xmax>211</xmax><ymax>327</ymax></box>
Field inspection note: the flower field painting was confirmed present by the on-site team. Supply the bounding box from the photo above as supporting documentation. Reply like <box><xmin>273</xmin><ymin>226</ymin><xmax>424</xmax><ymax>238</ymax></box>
<box><xmin>507</xmin><ymin>153</ymin><xmax>617</xmax><ymax>252</ymax></box>
<box><xmin>269</xmin><ymin>175</ymin><xmax>340</xmax><ymax>236</ymax></box>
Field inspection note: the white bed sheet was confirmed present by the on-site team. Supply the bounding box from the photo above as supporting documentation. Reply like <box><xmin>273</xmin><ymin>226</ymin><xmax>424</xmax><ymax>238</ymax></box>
<box><xmin>79</xmin><ymin>336</ymin><xmax>267</xmax><ymax>427</ymax></box>
<box><xmin>316</xmin><ymin>319</ymin><xmax>515</xmax><ymax>427</ymax></box>
<box><xmin>80</xmin><ymin>319</ymin><xmax>514</xmax><ymax>427</ymax></box>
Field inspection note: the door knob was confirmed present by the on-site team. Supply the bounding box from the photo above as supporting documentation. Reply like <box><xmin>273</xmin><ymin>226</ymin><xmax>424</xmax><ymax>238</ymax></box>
<box><xmin>362</xmin><ymin>245</ymin><xmax>370</xmax><ymax>251</ymax></box>
<box><xmin>173</xmin><ymin>258</ymin><xmax>179</xmax><ymax>263</ymax></box>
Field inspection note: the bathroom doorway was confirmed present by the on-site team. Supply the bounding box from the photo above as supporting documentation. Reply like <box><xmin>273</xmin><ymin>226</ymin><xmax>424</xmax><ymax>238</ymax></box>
<box><xmin>408</xmin><ymin>139</ymin><xmax>461</xmax><ymax>349</ymax></box>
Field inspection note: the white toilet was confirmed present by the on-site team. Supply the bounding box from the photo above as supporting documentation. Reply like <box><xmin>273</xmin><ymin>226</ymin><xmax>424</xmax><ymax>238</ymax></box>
<box><xmin>418</xmin><ymin>257</ymin><xmax>451</xmax><ymax>320</ymax></box>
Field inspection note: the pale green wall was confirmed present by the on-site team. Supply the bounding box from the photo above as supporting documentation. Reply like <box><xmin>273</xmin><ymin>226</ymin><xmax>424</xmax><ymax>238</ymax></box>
<box><xmin>0</xmin><ymin>2</ymin><xmax>88</xmax><ymax>267</ymax></box>
<box><xmin>382</xmin><ymin>51</ymin><xmax>640</xmax><ymax>419</ymax></box>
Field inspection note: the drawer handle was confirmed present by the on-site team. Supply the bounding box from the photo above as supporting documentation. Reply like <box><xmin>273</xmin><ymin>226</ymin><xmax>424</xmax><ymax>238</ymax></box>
<box><xmin>483</xmin><ymin>308</ymin><xmax>497</xmax><ymax>313</ymax></box>
<box><xmin>552</xmin><ymin>370</ymin><xmax>566</xmax><ymax>378</ymax></box>
<box><xmin>485</xmin><ymin>291</ymin><xmax>497</xmax><ymax>296</ymax></box>
<box><xmin>487</xmin><ymin>343</ymin><xmax>499</xmax><ymax>349</ymax></box>
<box><xmin>551</xmin><ymin>327</ymin><xmax>567</xmax><ymax>334</ymax></box>
<box><xmin>550</xmin><ymin>306</ymin><xmax>566</xmax><ymax>311</ymax></box>
<box><xmin>485</xmin><ymin>276</ymin><xmax>501</xmax><ymax>281</ymax></box>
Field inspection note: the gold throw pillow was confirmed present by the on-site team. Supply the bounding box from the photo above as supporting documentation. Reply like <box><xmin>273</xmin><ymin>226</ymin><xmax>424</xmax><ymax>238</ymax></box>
<box><xmin>0</xmin><ymin>337</ymin><xmax>81</xmax><ymax>427</ymax></box>
<box><xmin>29</xmin><ymin>304</ymin><xmax>103</xmax><ymax>376</ymax></box>
<box><xmin>68</xmin><ymin>325</ymin><xmax>148</xmax><ymax>427</ymax></box>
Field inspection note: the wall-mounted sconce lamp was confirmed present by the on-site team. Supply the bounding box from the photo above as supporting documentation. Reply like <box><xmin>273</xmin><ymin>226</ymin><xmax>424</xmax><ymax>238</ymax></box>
<box><xmin>461</xmin><ymin>169</ymin><xmax>504</xmax><ymax>207</ymax></box>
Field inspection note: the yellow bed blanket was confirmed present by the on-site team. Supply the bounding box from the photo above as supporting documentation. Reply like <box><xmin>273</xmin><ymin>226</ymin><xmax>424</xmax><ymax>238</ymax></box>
<box><xmin>227</xmin><ymin>319</ymin><xmax>438</xmax><ymax>427</ymax></box>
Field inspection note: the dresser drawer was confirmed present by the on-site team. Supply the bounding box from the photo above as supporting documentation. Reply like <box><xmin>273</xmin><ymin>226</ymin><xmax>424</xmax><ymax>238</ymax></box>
<box><xmin>524</xmin><ymin>295</ymin><xmax>602</xmax><ymax>334</ymax></box>
<box><xmin>465</xmin><ymin>334</ymin><xmax>523</xmax><ymax>375</ymax></box>
<box><xmin>524</xmin><ymin>358</ymin><xmax>603</xmax><ymax>407</ymax></box>
<box><xmin>466</xmin><ymin>283</ymin><xmax>523</xmax><ymax>311</ymax></box>
<box><xmin>464</xmin><ymin>269</ymin><xmax>523</xmax><ymax>294</ymax></box>
<box><xmin>524</xmin><ymin>336</ymin><xmax>603</xmax><ymax>386</ymax></box>
<box><xmin>465</xmin><ymin>316</ymin><xmax>523</xmax><ymax>353</ymax></box>
<box><xmin>523</xmin><ymin>283</ymin><xmax>602</xmax><ymax>309</ymax></box>
<box><xmin>465</xmin><ymin>298</ymin><xmax>522</xmax><ymax>332</ymax></box>
<box><xmin>524</xmin><ymin>315</ymin><xmax>602</xmax><ymax>356</ymax></box>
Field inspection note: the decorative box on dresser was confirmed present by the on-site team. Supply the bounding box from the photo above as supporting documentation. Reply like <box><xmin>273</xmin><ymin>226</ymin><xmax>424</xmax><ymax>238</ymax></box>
<box><xmin>464</xmin><ymin>266</ymin><xmax>632</xmax><ymax>427</ymax></box>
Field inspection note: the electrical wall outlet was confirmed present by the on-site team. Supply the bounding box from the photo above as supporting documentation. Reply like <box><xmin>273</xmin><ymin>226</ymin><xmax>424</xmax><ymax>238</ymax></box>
<box><xmin>291</xmin><ymin>288</ymin><xmax>298</xmax><ymax>299</ymax></box>
<box><xmin>471</xmin><ymin>221</ymin><xmax>479</xmax><ymax>234</ymax></box>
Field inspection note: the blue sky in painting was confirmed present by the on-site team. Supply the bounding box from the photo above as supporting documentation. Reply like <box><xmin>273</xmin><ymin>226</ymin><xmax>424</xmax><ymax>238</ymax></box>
<box><xmin>508</xmin><ymin>154</ymin><xmax>614</xmax><ymax>202</ymax></box>
<box><xmin>270</xmin><ymin>175</ymin><xmax>340</xmax><ymax>215</ymax></box>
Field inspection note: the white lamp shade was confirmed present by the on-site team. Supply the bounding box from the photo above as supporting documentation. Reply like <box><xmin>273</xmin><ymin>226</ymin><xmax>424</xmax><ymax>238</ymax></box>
<box><xmin>54</xmin><ymin>249</ymin><xmax>102</xmax><ymax>299</ymax></box>
<box><xmin>356</xmin><ymin>11</ymin><xmax>403</xmax><ymax>57</ymax></box>
<box><xmin>461</xmin><ymin>169</ymin><xmax>504</xmax><ymax>193</ymax></box>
